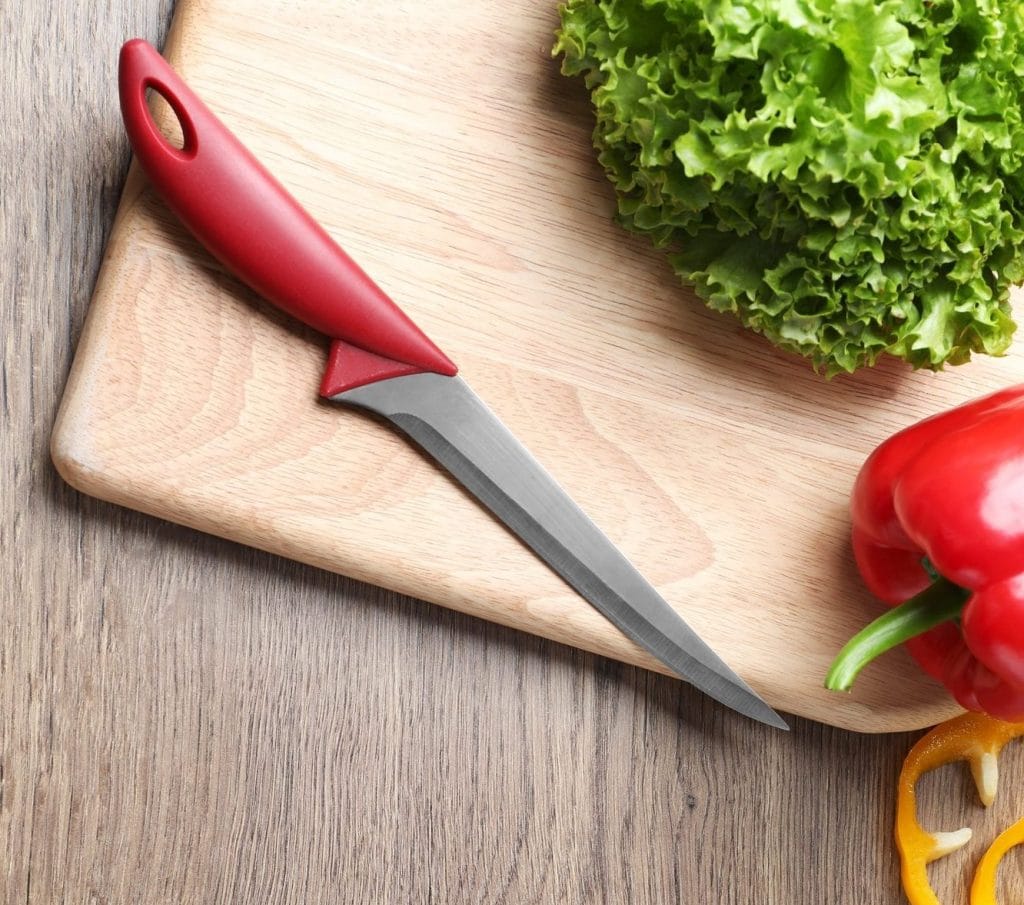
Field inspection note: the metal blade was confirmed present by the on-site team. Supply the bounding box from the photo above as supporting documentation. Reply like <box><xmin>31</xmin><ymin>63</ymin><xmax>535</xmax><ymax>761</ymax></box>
<box><xmin>333</xmin><ymin>374</ymin><xmax>787</xmax><ymax>730</ymax></box>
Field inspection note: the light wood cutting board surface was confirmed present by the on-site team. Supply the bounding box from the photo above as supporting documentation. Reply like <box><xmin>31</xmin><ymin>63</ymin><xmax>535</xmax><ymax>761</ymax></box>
<box><xmin>51</xmin><ymin>0</ymin><xmax>1024</xmax><ymax>732</ymax></box>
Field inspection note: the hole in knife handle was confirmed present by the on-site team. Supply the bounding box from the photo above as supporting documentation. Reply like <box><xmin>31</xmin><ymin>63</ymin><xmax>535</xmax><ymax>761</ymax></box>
<box><xmin>145</xmin><ymin>86</ymin><xmax>187</xmax><ymax>151</ymax></box>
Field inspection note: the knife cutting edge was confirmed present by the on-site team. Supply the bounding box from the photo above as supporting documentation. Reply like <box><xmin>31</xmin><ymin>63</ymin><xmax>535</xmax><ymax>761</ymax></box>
<box><xmin>117</xmin><ymin>39</ymin><xmax>787</xmax><ymax>730</ymax></box>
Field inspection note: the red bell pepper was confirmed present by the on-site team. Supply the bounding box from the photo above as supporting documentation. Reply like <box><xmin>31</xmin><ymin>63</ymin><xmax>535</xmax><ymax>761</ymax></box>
<box><xmin>826</xmin><ymin>386</ymin><xmax>1024</xmax><ymax>720</ymax></box>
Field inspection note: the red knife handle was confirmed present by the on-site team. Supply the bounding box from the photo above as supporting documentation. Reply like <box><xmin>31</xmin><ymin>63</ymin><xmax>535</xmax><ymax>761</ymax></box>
<box><xmin>118</xmin><ymin>39</ymin><xmax>458</xmax><ymax>396</ymax></box>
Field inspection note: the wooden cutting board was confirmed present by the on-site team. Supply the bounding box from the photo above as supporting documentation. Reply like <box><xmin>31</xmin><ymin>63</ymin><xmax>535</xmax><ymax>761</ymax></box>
<box><xmin>51</xmin><ymin>0</ymin><xmax>1024</xmax><ymax>732</ymax></box>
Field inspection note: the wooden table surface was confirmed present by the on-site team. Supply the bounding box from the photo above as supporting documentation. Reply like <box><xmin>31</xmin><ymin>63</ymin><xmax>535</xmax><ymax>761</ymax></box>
<box><xmin>6</xmin><ymin>4</ymin><xmax>1024</xmax><ymax>903</ymax></box>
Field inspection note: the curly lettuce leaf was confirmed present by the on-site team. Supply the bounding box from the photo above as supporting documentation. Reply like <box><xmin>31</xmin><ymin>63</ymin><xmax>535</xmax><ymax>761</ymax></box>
<box><xmin>555</xmin><ymin>0</ymin><xmax>1024</xmax><ymax>374</ymax></box>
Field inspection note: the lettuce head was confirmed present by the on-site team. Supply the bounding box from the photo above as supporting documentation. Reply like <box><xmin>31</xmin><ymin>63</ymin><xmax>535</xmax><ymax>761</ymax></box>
<box><xmin>555</xmin><ymin>0</ymin><xmax>1024</xmax><ymax>374</ymax></box>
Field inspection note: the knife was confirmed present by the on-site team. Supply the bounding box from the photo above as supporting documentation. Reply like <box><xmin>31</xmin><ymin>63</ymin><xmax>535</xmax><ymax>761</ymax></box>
<box><xmin>117</xmin><ymin>39</ymin><xmax>786</xmax><ymax>730</ymax></box>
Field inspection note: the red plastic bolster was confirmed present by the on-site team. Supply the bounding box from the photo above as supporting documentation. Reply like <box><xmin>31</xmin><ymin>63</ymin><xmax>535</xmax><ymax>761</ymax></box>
<box><xmin>117</xmin><ymin>40</ymin><xmax>458</xmax><ymax>394</ymax></box>
<box><xmin>320</xmin><ymin>339</ymin><xmax>428</xmax><ymax>397</ymax></box>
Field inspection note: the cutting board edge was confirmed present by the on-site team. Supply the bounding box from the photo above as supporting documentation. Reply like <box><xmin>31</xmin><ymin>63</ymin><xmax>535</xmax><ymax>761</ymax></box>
<box><xmin>49</xmin><ymin>405</ymin><xmax>961</xmax><ymax>736</ymax></box>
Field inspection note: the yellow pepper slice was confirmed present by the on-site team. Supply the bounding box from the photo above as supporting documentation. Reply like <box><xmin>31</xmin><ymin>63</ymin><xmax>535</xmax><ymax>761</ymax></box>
<box><xmin>970</xmin><ymin>816</ymin><xmax>1024</xmax><ymax>904</ymax></box>
<box><xmin>896</xmin><ymin>713</ymin><xmax>1024</xmax><ymax>905</ymax></box>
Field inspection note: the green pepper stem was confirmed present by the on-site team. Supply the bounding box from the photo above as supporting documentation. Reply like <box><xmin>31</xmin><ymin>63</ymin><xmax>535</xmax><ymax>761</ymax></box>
<box><xmin>825</xmin><ymin>577</ymin><xmax>970</xmax><ymax>693</ymax></box>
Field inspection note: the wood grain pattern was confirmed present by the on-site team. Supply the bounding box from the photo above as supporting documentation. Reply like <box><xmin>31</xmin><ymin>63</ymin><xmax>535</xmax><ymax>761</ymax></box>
<box><xmin>6</xmin><ymin>2</ymin><xmax>1024</xmax><ymax>903</ymax></box>
<box><xmin>49</xmin><ymin>0</ymin><xmax>1024</xmax><ymax>731</ymax></box>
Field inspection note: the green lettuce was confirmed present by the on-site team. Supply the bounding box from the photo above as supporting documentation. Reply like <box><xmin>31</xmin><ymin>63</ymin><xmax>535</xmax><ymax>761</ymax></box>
<box><xmin>554</xmin><ymin>0</ymin><xmax>1024</xmax><ymax>374</ymax></box>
